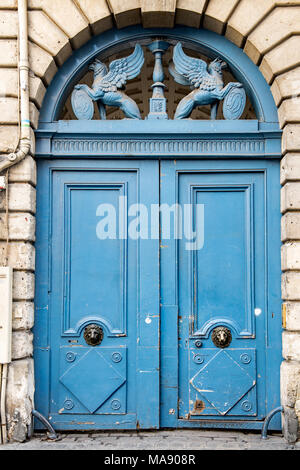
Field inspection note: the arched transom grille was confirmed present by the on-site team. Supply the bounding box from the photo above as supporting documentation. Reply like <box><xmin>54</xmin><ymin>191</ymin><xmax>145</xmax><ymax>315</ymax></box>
<box><xmin>60</xmin><ymin>44</ymin><xmax>256</xmax><ymax>121</ymax></box>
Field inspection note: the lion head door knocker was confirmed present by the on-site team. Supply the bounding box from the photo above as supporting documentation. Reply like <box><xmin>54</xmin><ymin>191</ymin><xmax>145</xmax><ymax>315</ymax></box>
<box><xmin>211</xmin><ymin>326</ymin><xmax>232</xmax><ymax>348</ymax></box>
<box><xmin>83</xmin><ymin>324</ymin><xmax>104</xmax><ymax>346</ymax></box>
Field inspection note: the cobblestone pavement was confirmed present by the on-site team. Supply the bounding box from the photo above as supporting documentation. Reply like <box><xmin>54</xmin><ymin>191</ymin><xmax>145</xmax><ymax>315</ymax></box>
<box><xmin>1</xmin><ymin>430</ymin><xmax>300</xmax><ymax>450</ymax></box>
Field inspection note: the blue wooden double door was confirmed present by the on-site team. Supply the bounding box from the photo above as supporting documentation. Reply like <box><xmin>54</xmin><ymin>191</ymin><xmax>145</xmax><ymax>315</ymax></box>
<box><xmin>35</xmin><ymin>158</ymin><xmax>281</xmax><ymax>431</ymax></box>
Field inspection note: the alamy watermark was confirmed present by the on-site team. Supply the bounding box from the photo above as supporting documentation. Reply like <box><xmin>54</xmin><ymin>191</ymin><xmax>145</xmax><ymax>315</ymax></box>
<box><xmin>95</xmin><ymin>197</ymin><xmax>204</xmax><ymax>251</ymax></box>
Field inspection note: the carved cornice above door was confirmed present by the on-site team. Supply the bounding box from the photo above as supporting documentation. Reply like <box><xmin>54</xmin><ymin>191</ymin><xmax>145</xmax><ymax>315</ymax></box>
<box><xmin>36</xmin><ymin>120</ymin><xmax>281</xmax><ymax>159</ymax></box>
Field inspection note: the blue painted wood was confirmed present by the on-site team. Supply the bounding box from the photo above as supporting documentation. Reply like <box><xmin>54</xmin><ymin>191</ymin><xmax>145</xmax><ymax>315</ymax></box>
<box><xmin>160</xmin><ymin>159</ymin><xmax>281</xmax><ymax>430</ymax></box>
<box><xmin>34</xmin><ymin>25</ymin><xmax>282</xmax><ymax>432</ymax></box>
<box><xmin>38</xmin><ymin>26</ymin><xmax>278</xmax><ymax>124</ymax></box>
<box><xmin>34</xmin><ymin>159</ymin><xmax>160</xmax><ymax>430</ymax></box>
<box><xmin>35</xmin><ymin>120</ymin><xmax>281</xmax><ymax>160</ymax></box>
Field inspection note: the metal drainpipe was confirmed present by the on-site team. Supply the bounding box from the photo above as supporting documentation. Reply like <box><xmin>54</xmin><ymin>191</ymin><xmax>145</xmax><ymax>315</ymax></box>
<box><xmin>0</xmin><ymin>0</ymin><xmax>31</xmax><ymax>173</ymax></box>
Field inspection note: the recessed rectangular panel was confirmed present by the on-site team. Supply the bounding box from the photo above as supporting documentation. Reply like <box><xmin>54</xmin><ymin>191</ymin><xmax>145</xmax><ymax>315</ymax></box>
<box><xmin>161</xmin><ymin>163</ymin><xmax>274</xmax><ymax>429</ymax></box>
<box><xmin>38</xmin><ymin>160</ymin><xmax>160</xmax><ymax>430</ymax></box>
<box><xmin>63</xmin><ymin>184</ymin><xmax>127</xmax><ymax>335</ymax></box>
<box><xmin>191</xmin><ymin>185</ymin><xmax>253</xmax><ymax>336</ymax></box>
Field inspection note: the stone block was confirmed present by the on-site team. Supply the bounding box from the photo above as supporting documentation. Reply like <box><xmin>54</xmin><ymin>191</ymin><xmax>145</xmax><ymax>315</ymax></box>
<box><xmin>12</xmin><ymin>301</ymin><xmax>34</xmax><ymax>331</ymax></box>
<box><xmin>282</xmin><ymin>125</ymin><xmax>300</xmax><ymax>155</ymax></box>
<box><xmin>0</xmin><ymin>68</ymin><xmax>45</xmax><ymax>109</ymax></box>
<box><xmin>282</xmin><ymin>271</ymin><xmax>300</xmax><ymax>300</ymax></box>
<box><xmin>29</xmin><ymin>73</ymin><xmax>46</xmax><ymax>108</ymax></box>
<box><xmin>108</xmin><ymin>0</ymin><xmax>141</xmax><ymax>28</ymax></box>
<box><xmin>0</xmin><ymin>39</ymin><xmax>16</xmax><ymax>66</ymax></box>
<box><xmin>281</xmin><ymin>242</ymin><xmax>300</xmax><ymax>270</ymax></box>
<box><xmin>0</xmin><ymin>96</ymin><xmax>39</xmax><ymax>127</ymax></box>
<box><xmin>73</xmin><ymin>0</ymin><xmax>113</xmax><ymax>35</ymax></box>
<box><xmin>28</xmin><ymin>10</ymin><xmax>72</xmax><ymax>66</ymax></box>
<box><xmin>0</xmin><ymin>212</ymin><xmax>35</xmax><ymax>242</ymax></box>
<box><xmin>29</xmin><ymin>41</ymin><xmax>57</xmax><ymax>85</ymax></box>
<box><xmin>0</xmin><ymin>183</ymin><xmax>36</xmax><ymax>213</ymax></box>
<box><xmin>282</xmin><ymin>302</ymin><xmax>300</xmax><ymax>331</ymax></box>
<box><xmin>11</xmin><ymin>330</ymin><xmax>33</xmax><ymax>360</ymax></box>
<box><xmin>260</xmin><ymin>36</ymin><xmax>300</xmax><ymax>84</ymax></box>
<box><xmin>226</xmin><ymin>0</ymin><xmax>273</xmax><ymax>47</ymax></box>
<box><xmin>271</xmin><ymin>66</ymin><xmax>300</xmax><ymax>107</ymax></box>
<box><xmin>0</xmin><ymin>10</ymin><xmax>17</xmax><ymax>38</ymax></box>
<box><xmin>281</xmin><ymin>360</ymin><xmax>300</xmax><ymax>408</ymax></box>
<box><xmin>142</xmin><ymin>0</ymin><xmax>176</xmax><ymax>28</ymax></box>
<box><xmin>8</xmin><ymin>155</ymin><xmax>36</xmax><ymax>185</ymax></box>
<box><xmin>245</xmin><ymin>7</ymin><xmax>300</xmax><ymax>64</ymax></box>
<box><xmin>278</xmin><ymin>97</ymin><xmax>300</xmax><ymax>128</ymax></box>
<box><xmin>0</xmin><ymin>1</ymin><xmax>17</xmax><ymax>7</ymax></box>
<box><xmin>0</xmin><ymin>241</ymin><xmax>35</xmax><ymax>270</ymax></box>
<box><xmin>281</xmin><ymin>153</ymin><xmax>300</xmax><ymax>184</ymax></box>
<box><xmin>282</xmin><ymin>405</ymin><xmax>299</xmax><ymax>444</ymax></box>
<box><xmin>0</xmin><ymin>68</ymin><xmax>18</xmax><ymax>97</ymax></box>
<box><xmin>0</xmin><ymin>96</ymin><xmax>18</xmax><ymax>124</ymax></box>
<box><xmin>176</xmin><ymin>0</ymin><xmax>206</xmax><ymax>28</ymax></box>
<box><xmin>13</xmin><ymin>270</ymin><xmax>35</xmax><ymax>300</ymax></box>
<box><xmin>283</xmin><ymin>331</ymin><xmax>300</xmax><ymax>361</ymax></box>
<box><xmin>0</xmin><ymin>125</ymin><xmax>18</xmax><ymax>153</ymax></box>
<box><xmin>281</xmin><ymin>212</ymin><xmax>300</xmax><ymax>241</ymax></box>
<box><xmin>203</xmin><ymin>0</ymin><xmax>239</xmax><ymax>35</ymax></box>
<box><xmin>281</xmin><ymin>182</ymin><xmax>300</xmax><ymax>213</ymax></box>
<box><xmin>6</xmin><ymin>358</ymin><xmax>34</xmax><ymax>442</ymax></box>
<box><xmin>29</xmin><ymin>0</ymin><xmax>91</xmax><ymax>49</ymax></box>
<box><xmin>29</xmin><ymin>101</ymin><xmax>39</xmax><ymax>129</ymax></box>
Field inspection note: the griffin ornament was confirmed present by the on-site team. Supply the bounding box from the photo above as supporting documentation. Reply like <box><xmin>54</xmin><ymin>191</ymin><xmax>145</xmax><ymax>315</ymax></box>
<box><xmin>71</xmin><ymin>44</ymin><xmax>144</xmax><ymax>120</ymax></box>
<box><xmin>169</xmin><ymin>42</ymin><xmax>246</xmax><ymax>120</ymax></box>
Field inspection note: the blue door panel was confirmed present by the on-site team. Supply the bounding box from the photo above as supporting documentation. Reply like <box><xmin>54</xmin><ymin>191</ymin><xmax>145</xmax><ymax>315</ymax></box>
<box><xmin>35</xmin><ymin>158</ymin><xmax>281</xmax><ymax>431</ymax></box>
<box><xmin>160</xmin><ymin>159</ymin><xmax>281</xmax><ymax>430</ymax></box>
<box><xmin>189</xmin><ymin>349</ymin><xmax>257</xmax><ymax>417</ymax></box>
<box><xmin>34</xmin><ymin>159</ymin><xmax>160</xmax><ymax>430</ymax></box>
<box><xmin>59</xmin><ymin>347</ymin><xmax>127</xmax><ymax>414</ymax></box>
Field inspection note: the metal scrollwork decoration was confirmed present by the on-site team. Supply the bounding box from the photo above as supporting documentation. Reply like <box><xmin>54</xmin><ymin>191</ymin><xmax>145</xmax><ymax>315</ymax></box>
<box><xmin>71</xmin><ymin>44</ymin><xmax>144</xmax><ymax>120</ymax></box>
<box><xmin>211</xmin><ymin>326</ymin><xmax>232</xmax><ymax>349</ymax></box>
<box><xmin>169</xmin><ymin>42</ymin><xmax>246</xmax><ymax>120</ymax></box>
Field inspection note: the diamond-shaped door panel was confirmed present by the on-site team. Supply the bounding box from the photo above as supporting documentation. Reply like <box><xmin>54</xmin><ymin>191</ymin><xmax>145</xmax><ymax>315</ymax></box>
<box><xmin>189</xmin><ymin>349</ymin><xmax>257</xmax><ymax>416</ymax></box>
<box><xmin>59</xmin><ymin>347</ymin><xmax>127</xmax><ymax>414</ymax></box>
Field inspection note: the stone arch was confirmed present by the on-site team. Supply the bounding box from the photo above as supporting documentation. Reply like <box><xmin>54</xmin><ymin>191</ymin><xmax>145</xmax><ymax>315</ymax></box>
<box><xmin>26</xmin><ymin>1</ymin><xmax>299</xmax><ymax>438</ymax></box>
<box><xmin>25</xmin><ymin>1</ymin><xmax>300</xmax><ymax>134</ymax></box>
<box><xmin>2</xmin><ymin>0</ymin><xmax>300</xmax><ymax>442</ymax></box>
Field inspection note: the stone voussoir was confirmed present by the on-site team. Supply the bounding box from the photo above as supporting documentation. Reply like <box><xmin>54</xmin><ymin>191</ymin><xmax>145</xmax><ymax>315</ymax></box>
<box><xmin>244</xmin><ymin>6</ymin><xmax>300</xmax><ymax>65</ymax></box>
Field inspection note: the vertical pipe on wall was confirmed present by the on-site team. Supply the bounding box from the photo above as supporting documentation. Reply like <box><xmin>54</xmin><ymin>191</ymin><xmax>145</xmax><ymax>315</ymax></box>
<box><xmin>0</xmin><ymin>0</ymin><xmax>31</xmax><ymax>172</ymax></box>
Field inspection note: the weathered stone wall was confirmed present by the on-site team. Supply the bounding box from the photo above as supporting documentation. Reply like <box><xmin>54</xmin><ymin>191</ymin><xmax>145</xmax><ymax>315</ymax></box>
<box><xmin>0</xmin><ymin>0</ymin><xmax>299</xmax><ymax>442</ymax></box>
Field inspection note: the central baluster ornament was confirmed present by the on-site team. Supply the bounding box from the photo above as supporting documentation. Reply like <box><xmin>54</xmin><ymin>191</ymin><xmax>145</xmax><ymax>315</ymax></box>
<box><xmin>147</xmin><ymin>40</ymin><xmax>170</xmax><ymax>120</ymax></box>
